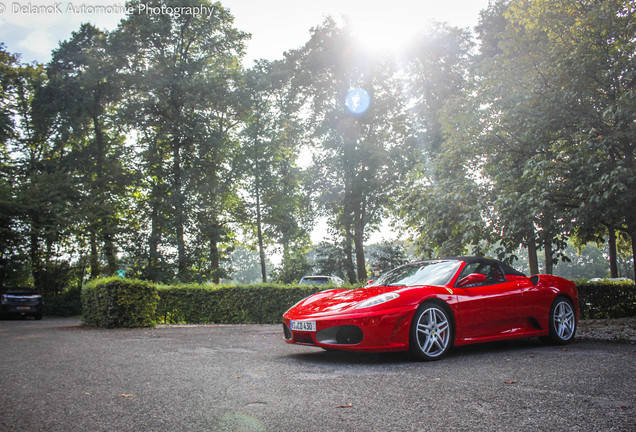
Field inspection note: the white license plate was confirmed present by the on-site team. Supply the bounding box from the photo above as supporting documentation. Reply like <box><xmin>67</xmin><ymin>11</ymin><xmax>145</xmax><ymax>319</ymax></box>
<box><xmin>290</xmin><ymin>320</ymin><xmax>316</xmax><ymax>332</ymax></box>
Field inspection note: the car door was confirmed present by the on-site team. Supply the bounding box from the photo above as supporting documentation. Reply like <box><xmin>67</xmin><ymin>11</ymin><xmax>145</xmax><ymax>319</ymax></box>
<box><xmin>454</xmin><ymin>263</ymin><xmax>533</xmax><ymax>340</ymax></box>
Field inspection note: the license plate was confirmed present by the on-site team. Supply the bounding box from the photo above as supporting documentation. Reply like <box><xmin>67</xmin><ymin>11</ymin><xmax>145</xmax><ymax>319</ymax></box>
<box><xmin>17</xmin><ymin>306</ymin><xmax>31</xmax><ymax>311</ymax></box>
<box><xmin>290</xmin><ymin>320</ymin><xmax>316</xmax><ymax>332</ymax></box>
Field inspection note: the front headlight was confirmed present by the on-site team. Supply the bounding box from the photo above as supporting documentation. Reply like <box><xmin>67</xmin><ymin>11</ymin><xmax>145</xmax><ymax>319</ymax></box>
<box><xmin>355</xmin><ymin>292</ymin><xmax>399</xmax><ymax>309</ymax></box>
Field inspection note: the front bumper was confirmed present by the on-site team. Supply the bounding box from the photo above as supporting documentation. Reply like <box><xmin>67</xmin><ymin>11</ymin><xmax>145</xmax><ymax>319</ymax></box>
<box><xmin>282</xmin><ymin>305</ymin><xmax>417</xmax><ymax>352</ymax></box>
<box><xmin>0</xmin><ymin>304</ymin><xmax>43</xmax><ymax>317</ymax></box>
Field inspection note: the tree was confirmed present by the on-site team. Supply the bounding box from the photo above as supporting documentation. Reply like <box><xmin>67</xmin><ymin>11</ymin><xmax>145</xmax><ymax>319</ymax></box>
<box><xmin>368</xmin><ymin>241</ymin><xmax>409</xmax><ymax>274</ymax></box>
<box><xmin>311</xmin><ymin>241</ymin><xmax>350</xmax><ymax>280</ymax></box>
<box><xmin>117</xmin><ymin>0</ymin><xmax>249</xmax><ymax>282</ymax></box>
<box><xmin>0</xmin><ymin>46</ymin><xmax>27</xmax><ymax>285</ymax></box>
<box><xmin>487</xmin><ymin>0</ymin><xmax>636</xmax><ymax>277</ymax></box>
<box><xmin>241</xmin><ymin>60</ymin><xmax>312</xmax><ymax>282</ymax></box>
<box><xmin>5</xmin><ymin>54</ymin><xmax>75</xmax><ymax>293</ymax></box>
<box><xmin>288</xmin><ymin>18</ymin><xmax>412</xmax><ymax>282</ymax></box>
<box><xmin>44</xmin><ymin>23</ymin><xmax>131</xmax><ymax>279</ymax></box>
<box><xmin>397</xmin><ymin>24</ymin><xmax>486</xmax><ymax>258</ymax></box>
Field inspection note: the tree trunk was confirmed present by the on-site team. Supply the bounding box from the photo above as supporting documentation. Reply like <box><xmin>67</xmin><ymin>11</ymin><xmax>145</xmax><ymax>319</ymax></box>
<box><xmin>148</xmin><ymin>185</ymin><xmax>161</xmax><ymax>282</ymax></box>
<box><xmin>103</xmin><ymin>233</ymin><xmax>117</xmax><ymax>275</ymax></box>
<box><xmin>93</xmin><ymin>115</ymin><xmax>118</xmax><ymax>275</ymax></box>
<box><xmin>172</xmin><ymin>142</ymin><xmax>186</xmax><ymax>278</ymax></box>
<box><xmin>544</xmin><ymin>238</ymin><xmax>553</xmax><ymax>275</ymax></box>
<box><xmin>256</xmin><ymin>192</ymin><xmax>267</xmax><ymax>282</ymax></box>
<box><xmin>527</xmin><ymin>231</ymin><xmax>539</xmax><ymax>275</ymax></box>
<box><xmin>343</xmin><ymin>229</ymin><xmax>357</xmax><ymax>284</ymax></box>
<box><xmin>353</xmin><ymin>210</ymin><xmax>366</xmax><ymax>282</ymax></box>
<box><xmin>607</xmin><ymin>227</ymin><xmax>618</xmax><ymax>278</ymax></box>
<box><xmin>253</xmin><ymin>133</ymin><xmax>267</xmax><ymax>283</ymax></box>
<box><xmin>210</xmin><ymin>231</ymin><xmax>220</xmax><ymax>284</ymax></box>
<box><xmin>30</xmin><ymin>226</ymin><xmax>43</xmax><ymax>290</ymax></box>
<box><xmin>89</xmin><ymin>229</ymin><xmax>99</xmax><ymax>279</ymax></box>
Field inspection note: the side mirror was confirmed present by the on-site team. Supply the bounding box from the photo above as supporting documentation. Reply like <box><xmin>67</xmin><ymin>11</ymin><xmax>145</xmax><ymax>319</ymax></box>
<box><xmin>366</xmin><ymin>280</ymin><xmax>374</xmax><ymax>285</ymax></box>
<box><xmin>458</xmin><ymin>273</ymin><xmax>488</xmax><ymax>287</ymax></box>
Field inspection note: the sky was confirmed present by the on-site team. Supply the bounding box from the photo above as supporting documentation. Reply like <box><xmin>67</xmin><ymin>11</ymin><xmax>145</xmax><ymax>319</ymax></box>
<box><xmin>0</xmin><ymin>0</ymin><xmax>492</xmax><ymax>65</ymax></box>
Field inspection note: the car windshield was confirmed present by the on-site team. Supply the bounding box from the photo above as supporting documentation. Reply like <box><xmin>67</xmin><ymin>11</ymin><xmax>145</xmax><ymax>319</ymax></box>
<box><xmin>300</xmin><ymin>277</ymin><xmax>331</xmax><ymax>285</ymax></box>
<box><xmin>3</xmin><ymin>288</ymin><xmax>38</xmax><ymax>295</ymax></box>
<box><xmin>369</xmin><ymin>260</ymin><xmax>461</xmax><ymax>287</ymax></box>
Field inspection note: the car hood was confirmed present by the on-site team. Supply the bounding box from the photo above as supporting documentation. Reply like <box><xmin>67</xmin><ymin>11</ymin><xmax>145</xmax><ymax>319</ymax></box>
<box><xmin>291</xmin><ymin>285</ymin><xmax>405</xmax><ymax>316</ymax></box>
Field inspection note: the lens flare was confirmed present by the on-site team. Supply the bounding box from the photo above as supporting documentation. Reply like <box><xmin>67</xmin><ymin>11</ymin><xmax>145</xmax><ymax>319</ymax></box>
<box><xmin>345</xmin><ymin>88</ymin><xmax>370</xmax><ymax>116</ymax></box>
<box><xmin>216</xmin><ymin>413</ymin><xmax>265</xmax><ymax>432</ymax></box>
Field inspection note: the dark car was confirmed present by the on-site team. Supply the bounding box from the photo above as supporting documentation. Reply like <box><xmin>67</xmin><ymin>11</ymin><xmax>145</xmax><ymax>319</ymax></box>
<box><xmin>299</xmin><ymin>275</ymin><xmax>345</xmax><ymax>286</ymax></box>
<box><xmin>0</xmin><ymin>287</ymin><xmax>43</xmax><ymax>319</ymax></box>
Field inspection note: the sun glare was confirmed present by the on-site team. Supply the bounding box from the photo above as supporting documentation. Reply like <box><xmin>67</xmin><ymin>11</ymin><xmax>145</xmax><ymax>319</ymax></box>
<box><xmin>342</xmin><ymin>1</ymin><xmax>443</xmax><ymax>56</ymax></box>
<box><xmin>349</xmin><ymin>17</ymin><xmax>420</xmax><ymax>54</ymax></box>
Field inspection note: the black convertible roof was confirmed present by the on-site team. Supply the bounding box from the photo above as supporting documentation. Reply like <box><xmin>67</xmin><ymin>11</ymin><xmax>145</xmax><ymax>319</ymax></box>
<box><xmin>420</xmin><ymin>257</ymin><xmax>527</xmax><ymax>277</ymax></box>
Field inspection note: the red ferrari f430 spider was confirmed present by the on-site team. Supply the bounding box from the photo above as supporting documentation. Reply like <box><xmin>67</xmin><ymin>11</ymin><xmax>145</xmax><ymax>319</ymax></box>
<box><xmin>282</xmin><ymin>257</ymin><xmax>578</xmax><ymax>360</ymax></box>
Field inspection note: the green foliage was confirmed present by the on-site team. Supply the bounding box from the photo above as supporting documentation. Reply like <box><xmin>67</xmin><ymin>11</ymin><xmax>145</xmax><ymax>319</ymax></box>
<box><xmin>82</xmin><ymin>277</ymin><xmax>159</xmax><ymax>328</ymax></box>
<box><xmin>271</xmin><ymin>247</ymin><xmax>313</xmax><ymax>284</ymax></box>
<box><xmin>577</xmin><ymin>280</ymin><xmax>636</xmax><ymax>320</ymax></box>
<box><xmin>367</xmin><ymin>242</ymin><xmax>410</xmax><ymax>273</ymax></box>
<box><xmin>156</xmin><ymin>283</ymin><xmax>325</xmax><ymax>324</ymax></box>
<box><xmin>311</xmin><ymin>241</ymin><xmax>350</xmax><ymax>280</ymax></box>
<box><xmin>43</xmin><ymin>288</ymin><xmax>82</xmax><ymax>317</ymax></box>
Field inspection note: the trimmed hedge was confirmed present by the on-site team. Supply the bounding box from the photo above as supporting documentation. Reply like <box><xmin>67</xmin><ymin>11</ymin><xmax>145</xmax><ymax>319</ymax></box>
<box><xmin>157</xmin><ymin>284</ymin><xmax>325</xmax><ymax>324</ymax></box>
<box><xmin>82</xmin><ymin>277</ymin><xmax>159</xmax><ymax>328</ymax></box>
<box><xmin>78</xmin><ymin>278</ymin><xmax>634</xmax><ymax>328</ymax></box>
<box><xmin>43</xmin><ymin>288</ymin><xmax>82</xmax><ymax>317</ymax></box>
<box><xmin>577</xmin><ymin>280</ymin><xmax>636</xmax><ymax>320</ymax></box>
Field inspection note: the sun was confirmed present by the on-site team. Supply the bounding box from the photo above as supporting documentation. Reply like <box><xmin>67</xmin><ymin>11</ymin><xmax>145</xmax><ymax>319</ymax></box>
<box><xmin>339</xmin><ymin>2</ymin><xmax>439</xmax><ymax>56</ymax></box>
<box><xmin>348</xmin><ymin>17</ymin><xmax>421</xmax><ymax>55</ymax></box>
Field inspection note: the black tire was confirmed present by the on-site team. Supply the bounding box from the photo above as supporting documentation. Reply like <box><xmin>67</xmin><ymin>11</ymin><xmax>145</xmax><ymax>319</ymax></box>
<box><xmin>409</xmin><ymin>301</ymin><xmax>454</xmax><ymax>361</ymax></box>
<box><xmin>543</xmin><ymin>296</ymin><xmax>576</xmax><ymax>345</ymax></box>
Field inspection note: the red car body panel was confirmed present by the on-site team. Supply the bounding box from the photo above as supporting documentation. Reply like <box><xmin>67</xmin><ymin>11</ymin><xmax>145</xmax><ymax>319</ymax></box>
<box><xmin>282</xmin><ymin>258</ymin><xmax>579</xmax><ymax>353</ymax></box>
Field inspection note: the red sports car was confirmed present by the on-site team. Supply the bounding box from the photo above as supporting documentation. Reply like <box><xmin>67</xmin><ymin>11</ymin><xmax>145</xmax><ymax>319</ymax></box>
<box><xmin>282</xmin><ymin>257</ymin><xmax>578</xmax><ymax>360</ymax></box>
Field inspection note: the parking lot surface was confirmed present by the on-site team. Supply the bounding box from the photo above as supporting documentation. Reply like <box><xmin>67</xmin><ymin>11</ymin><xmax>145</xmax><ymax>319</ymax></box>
<box><xmin>1</xmin><ymin>318</ymin><xmax>634</xmax><ymax>431</ymax></box>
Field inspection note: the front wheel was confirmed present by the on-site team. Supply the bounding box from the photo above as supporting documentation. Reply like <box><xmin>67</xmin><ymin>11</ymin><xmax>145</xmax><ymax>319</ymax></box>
<box><xmin>409</xmin><ymin>302</ymin><xmax>453</xmax><ymax>361</ymax></box>
<box><xmin>543</xmin><ymin>297</ymin><xmax>576</xmax><ymax>345</ymax></box>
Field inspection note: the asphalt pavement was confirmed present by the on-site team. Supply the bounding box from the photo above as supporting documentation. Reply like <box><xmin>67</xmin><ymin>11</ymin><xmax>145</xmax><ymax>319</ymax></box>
<box><xmin>1</xmin><ymin>317</ymin><xmax>634</xmax><ymax>432</ymax></box>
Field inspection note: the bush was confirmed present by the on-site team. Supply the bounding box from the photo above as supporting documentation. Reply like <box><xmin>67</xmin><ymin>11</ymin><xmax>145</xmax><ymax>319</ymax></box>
<box><xmin>82</xmin><ymin>277</ymin><xmax>159</xmax><ymax>328</ymax></box>
<box><xmin>157</xmin><ymin>283</ymin><xmax>326</xmax><ymax>324</ymax></box>
<box><xmin>75</xmin><ymin>278</ymin><xmax>633</xmax><ymax>327</ymax></box>
<box><xmin>43</xmin><ymin>287</ymin><xmax>82</xmax><ymax>317</ymax></box>
<box><xmin>577</xmin><ymin>280</ymin><xmax>636</xmax><ymax>319</ymax></box>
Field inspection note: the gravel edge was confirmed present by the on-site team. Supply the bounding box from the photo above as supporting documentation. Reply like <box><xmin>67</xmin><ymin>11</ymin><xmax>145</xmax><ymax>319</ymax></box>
<box><xmin>577</xmin><ymin>317</ymin><xmax>636</xmax><ymax>343</ymax></box>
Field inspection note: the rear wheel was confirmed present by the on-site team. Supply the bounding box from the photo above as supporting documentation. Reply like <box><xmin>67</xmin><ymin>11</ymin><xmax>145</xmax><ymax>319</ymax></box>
<box><xmin>543</xmin><ymin>297</ymin><xmax>576</xmax><ymax>344</ymax></box>
<box><xmin>409</xmin><ymin>301</ymin><xmax>453</xmax><ymax>361</ymax></box>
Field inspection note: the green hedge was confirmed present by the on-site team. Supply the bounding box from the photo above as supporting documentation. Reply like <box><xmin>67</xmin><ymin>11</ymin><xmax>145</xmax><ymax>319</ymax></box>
<box><xmin>43</xmin><ymin>287</ymin><xmax>82</xmax><ymax>317</ymax></box>
<box><xmin>77</xmin><ymin>278</ymin><xmax>634</xmax><ymax>328</ymax></box>
<box><xmin>82</xmin><ymin>277</ymin><xmax>159</xmax><ymax>328</ymax></box>
<box><xmin>157</xmin><ymin>284</ymin><xmax>325</xmax><ymax>324</ymax></box>
<box><xmin>577</xmin><ymin>280</ymin><xmax>636</xmax><ymax>320</ymax></box>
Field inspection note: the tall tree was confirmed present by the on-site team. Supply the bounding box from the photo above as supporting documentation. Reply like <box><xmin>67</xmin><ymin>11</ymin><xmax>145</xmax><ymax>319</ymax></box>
<box><xmin>397</xmin><ymin>24</ymin><xmax>484</xmax><ymax>258</ymax></box>
<box><xmin>118</xmin><ymin>0</ymin><xmax>249</xmax><ymax>282</ymax></box>
<box><xmin>0</xmin><ymin>47</ymin><xmax>26</xmax><ymax>285</ymax></box>
<box><xmin>44</xmin><ymin>23</ymin><xmax>130</xmax><ymax>278</ymax></box>
<box><xmin>241</xmin><ymin>60</ymin><xmax>312</xmax><ymax>282</ymax></box>
<box><xmin>288</xmin><ymin>18</ymin><xmax>412</xmax><ymax>282</ymax></box>
<box><xmin>5</xmin><ymin>55</ymin><xmax>74</xmax><ymax>292</ymax></box>
<box><xmin>480</xmin><ymin>0</ymin><xmax>636</xmax><ymax>277</ymax></box>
